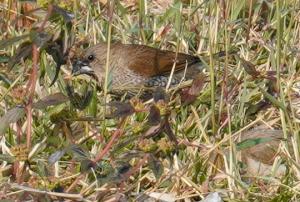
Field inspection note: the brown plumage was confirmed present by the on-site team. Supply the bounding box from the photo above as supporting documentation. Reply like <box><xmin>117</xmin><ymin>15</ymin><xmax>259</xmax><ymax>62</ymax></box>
<box><xmin>72</xmin><ymin>42</ymin><xmax>203</xmax><ymax>95</ymax></box>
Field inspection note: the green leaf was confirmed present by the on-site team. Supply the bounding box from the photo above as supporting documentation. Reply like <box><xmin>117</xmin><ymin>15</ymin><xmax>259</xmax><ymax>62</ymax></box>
<box><xmin>0</xmin><ymin>154</ymin><xmax>15</xmax><ymax>163</ymax></box>
<box><xmin>230</xmin><ymin>0</ymin><xmax>246</xmax><ymax>20</ymax></box>
<box><xmin>259</xmin><ymin>86</ymin><xmax>286</xmax><ymax>111</ymax></box>
<box><xmin>88</xmin><ymin>86</ymin><xmax>97</xmax><ymax>117</ymax></box>
<box><xmin>0</xmin><ymin>55</ymin><xmax>9</xmax><ymax>63</ymax></box>
<box><xmin>245</xmin><ymin>101</ymin><xmax>270</xmax><ymax>117</ymax></box>
<box><xmin>0</xmin><ymin>72</ymin><xmax>12</xmax><ymax>87</ymax></box>
<box><xmin>36</xmin><ymin>160</ymin><xmax>49</xmax><ymax>177</ymax></box>
<box><xmin>161</xmin><ymin>1</ymin><xmax>181</xmax><ymax>22</ymax></box>
<box><xmin>236</xmin><ymin>137</ymin><xmax>274</xmax><ymax>151</ymax></box>
<box><xmin>66</xmin><ymin>84</ymin><xmax>93</xmax><ymax>110</ymax></box>
<box><xmin>240</xmin><ymin>87</ymin><xmax>260</xmax><ymax>103</ymax></box>
<box><xmin>29</xmin><ymin>31</ymin><xmax>52</xmax><ymax>48</ymax></box>
<box><xmin>8</xmin><ymin>42</ymin><xmax>32</xmax><ymax>69</ymax></box>
<box><xmin>0</xmin><ymin>199</ymin><xmax>15</xmax><ymax>202</ymax></box>
<box><xmin>0</xmin><ymin>34</ymin><xmax>30</xmax><ymax>50</ymax></box>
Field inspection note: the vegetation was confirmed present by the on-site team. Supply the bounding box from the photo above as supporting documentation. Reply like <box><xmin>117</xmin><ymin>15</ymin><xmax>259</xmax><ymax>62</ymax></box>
<box><xmin>1</xmin><ymin>0</ymin><xmax>300</xmax><ymax>201</ymax></box>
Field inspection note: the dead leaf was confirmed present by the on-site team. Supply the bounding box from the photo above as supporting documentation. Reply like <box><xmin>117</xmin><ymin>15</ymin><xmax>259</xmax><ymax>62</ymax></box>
<box><xmin>148</xmin><ymin>105</ymin><xmax>161</xmax><ymax>126</ymax></box>
<box><xmin>155</xmin><ymin>24</ymin><xmax>172</xmax><ymax>42</ymax></box>
<box><xmin>236</xmin><ymin>56</ymin><xmax>261</xmax><ymax>78</ymax></box>
<box><xmin>163</xmin><ymin>118</ymin><xmax>178</xmax><ymax>144</ymax></box>
<box><xmin>143</xmin><ymin>124</ymin><xmax>162</xmax><ymax>138</ymax></box>
<box><xmin>181</xmin><ymin>74</ymin><xmax>206</xmax><ymax>105</ymax></box>
<box><xmin>146</xmin><ymin>192</ymin><xmax>176</xmax><ymax>202</ymax></box>
<box><xmin>106</xmin><ymin>101</ymin><xmax>135</xmax><ymax>118</ymax></box>
<box><xmin>240</xmin><ymin>129</ymin><xmax>288</xmax><ymax>165</ymax></box>
<box><xmin>0</xmin><ymin>106</ymin><xmax>25</xmax><ymax>135</ymax></box>
<box><xmin>33</xmin><ymin>92</ymin><xmax>69</xmax><ymax>109</ymax></box>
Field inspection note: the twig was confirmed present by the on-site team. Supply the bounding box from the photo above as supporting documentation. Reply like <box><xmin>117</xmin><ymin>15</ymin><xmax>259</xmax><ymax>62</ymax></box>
<box><xmin>9</xmin><ymin>183</ymin><xmax>84</xmax><ymax>200</ymax></box>
<box><xmin>93</xmin><ymin>129</ymin><xmax>122</xmax><ymax>163</ymax></box>
<box><xmin>25</xmin><ymin>4</ymin><xmax>53</xmax><ymax>149</ymax></box>
<box><xmin>65</xmin><ymin>174</ymin><xmax>84</xmax><ymax>193</ymax></box>
<box><xmin>25</xmin><ymin>43</ymin><xmax>39</xmax><ymax>149</ymax></box>
<box><xmin>37</xmin><ymin>4</ymin><xmax>53</xmax><ymax>32</ymax></box>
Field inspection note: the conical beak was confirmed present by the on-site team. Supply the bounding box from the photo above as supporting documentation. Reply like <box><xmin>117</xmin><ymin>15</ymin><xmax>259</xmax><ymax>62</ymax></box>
<box><xmin>72</xmin><ymin>60</ymin><xmax>95</xmax><ymax>76</ymax></box>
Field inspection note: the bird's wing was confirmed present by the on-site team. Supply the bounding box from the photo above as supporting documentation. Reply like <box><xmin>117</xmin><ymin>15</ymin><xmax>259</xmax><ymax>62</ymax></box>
<box><xmin>124</xmin><ymin>44</ymin><xmax>200</xmax><ymax>77</ymax></box>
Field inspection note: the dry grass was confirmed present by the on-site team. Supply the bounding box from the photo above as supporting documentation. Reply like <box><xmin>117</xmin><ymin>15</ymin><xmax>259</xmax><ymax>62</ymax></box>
<box><xmin>1</xmin><ymin>0</ymin><xmax>300</xmax><ymax>201</ymax></box>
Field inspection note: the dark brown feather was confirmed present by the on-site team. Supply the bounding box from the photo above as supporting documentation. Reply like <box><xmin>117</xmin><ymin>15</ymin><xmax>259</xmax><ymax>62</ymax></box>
<box><xmin>123</xmin><ymin>44</ymin><xmax>200</xmax><ymax>77</ymax></box>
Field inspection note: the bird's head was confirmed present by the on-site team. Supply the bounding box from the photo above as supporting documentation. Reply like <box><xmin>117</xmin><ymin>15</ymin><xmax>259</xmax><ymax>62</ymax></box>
<box><xmin>71</xmin><ymin>44</ymin><xmax>106</xmax><ymax>80</ymax></box>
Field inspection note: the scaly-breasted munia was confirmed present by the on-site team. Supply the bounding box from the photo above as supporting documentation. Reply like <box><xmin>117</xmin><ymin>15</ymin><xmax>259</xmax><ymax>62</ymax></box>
<box><xmin>72</xmin><ymin>42</ymin><xmax>203</xmax><ymax>95</ymax></box>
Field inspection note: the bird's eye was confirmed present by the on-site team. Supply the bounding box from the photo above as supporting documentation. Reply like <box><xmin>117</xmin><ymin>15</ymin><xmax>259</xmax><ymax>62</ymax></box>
<box><xmin>87</xmin><ymin>55</ymin><xmax>94</xmax><ymax>61</ymax></box>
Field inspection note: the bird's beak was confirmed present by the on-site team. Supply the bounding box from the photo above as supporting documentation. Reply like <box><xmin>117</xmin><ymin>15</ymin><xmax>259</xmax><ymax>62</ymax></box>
<box><xmin>72</xmin><ymin>60</ymin><xmax>95</xmax><ymax>76</ymax></box>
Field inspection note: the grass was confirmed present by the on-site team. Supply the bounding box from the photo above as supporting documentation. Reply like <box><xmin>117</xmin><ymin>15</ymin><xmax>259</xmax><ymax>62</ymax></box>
<box><xmin>1</xmin><ymin>0</ymin><xmax>300</xmax><ymax>201</ymax></box>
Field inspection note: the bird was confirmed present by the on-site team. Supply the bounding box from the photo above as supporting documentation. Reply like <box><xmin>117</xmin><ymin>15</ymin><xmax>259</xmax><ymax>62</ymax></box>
<box><xmin>71</xmin><ymin>42</ymin><xmax>203</xmax><ymax>96</ymax></box>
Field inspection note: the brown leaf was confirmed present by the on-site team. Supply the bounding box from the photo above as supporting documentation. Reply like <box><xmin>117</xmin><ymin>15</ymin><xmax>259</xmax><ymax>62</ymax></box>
<box><xmin>143</xmin><ymin>124</ymin><xmax>162</xmax><ymax>138</ymax></box>
<box><xmin>240</xmin><ymin>129</ymin><xmax>289</xmax><ymax>165</ymax></box>
<box><xmin>180</xmin><ymin>88</ymin><xmax>196</xmax><ymax>105</ymax></box>
<box><xmin>0</xmin><ymin>106</ymin><xmax>25</xmax><ymax>135</ymax></box>
<box><xmin>181</xmin><ymin>74</ymin><xmax>206</xmax><ymax>105</ymax></box>
<box><xmin>163</xmin><ymin>118</ymin><xmax>178</xmax><ymax>144</ymax></box>
<box><xmin>189</xmin><ymin>74</ymin><xmax>206</xmax><ymax>95</ymax></box>
<box><xmin>148</xmin><ymin>105</ymin><xmax>161</xmax><ymax>126</ymax></box>
<box><xmin>154</xmin><ymin>24</ymin><xmax>172</xmax><ymax>42</ymax></box>
<box><xmin>106</xmin><ymin>101</ymin><xmax>135</xmax><ymax>118</ymax></box>
<box><xmin>33</xmin><ymin>92</ymin><xmax>69</xmax><ymax>109</ymax></box>
<box><xmin>237</xmin><ymin>56</ymin><xmax>261</xmax><ymax>78</ymax></box>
